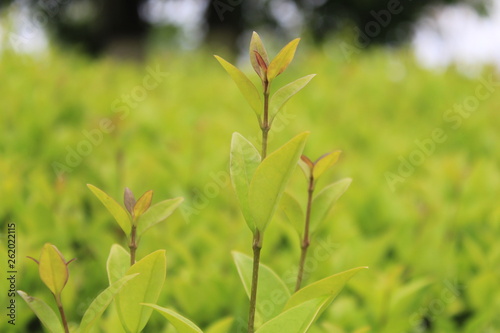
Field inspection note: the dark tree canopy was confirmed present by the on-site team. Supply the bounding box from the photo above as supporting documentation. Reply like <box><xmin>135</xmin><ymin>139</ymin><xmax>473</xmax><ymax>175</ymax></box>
<box><xmin>1</xmin><ymin>0</ymin><xmax>471</xmax><ymax>56</ymax></box>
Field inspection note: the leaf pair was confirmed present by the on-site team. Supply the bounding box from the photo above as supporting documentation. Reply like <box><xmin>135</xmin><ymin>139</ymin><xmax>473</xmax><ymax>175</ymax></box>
<box><xmin>27</xmin><ymin>243</ymin><xmax>75</xmax><ymax>301</ymax></box>
<box><xmin>282</xmin><ymin>178</ymin><xmax>352</xmax><ymax>239</ymax></box>
<box><xmin>105</xmin><ymin>244</ymin><xmax>208</xmax><ymax>333</ymax></box>
<box><xmin>249</xmin><ymin>31</ymin><xmax>300</xmax><ymax>83</ymax></box>
<box><xmin>230</xmin><ymin>132</ymin><xmax>309</xmax><ymax>234</ymax></box>
<box><xmin>107</xmin><ymin>245</ymin><xmax>167</xmax><ymax>333</ymax></box>
<box><xmin>215</xmin><ymin>32</ymin><xmax>314</xmax><ymax>125</ymax></box>
<box><xmin>233</xmin><ymin>251</ymin><xmax>367</xmax><ymax>332</ymax></box>
<box><xmin>298</xmin><ymin>151</ymin><xmax>342</xmax><ymax>181</ymax></box>
<box><xmin>87</xmin><ymin>184</ymin><xmax>183</xmax><ymax>237</ymax></box>
<box><xmin>124</xmin><ymin>187</ymin><xmax>153</xmax><ymax>223</ymax></box>
<box><xmin>20</xmin><ymin>244</ymin><xmax>138</xmax><ymax>333</ymax></box>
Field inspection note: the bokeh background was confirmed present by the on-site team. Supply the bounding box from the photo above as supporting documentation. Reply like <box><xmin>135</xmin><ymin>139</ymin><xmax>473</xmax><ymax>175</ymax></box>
<box><xmin>1</xmin><ymin>0</ymin><xmax>499</xmax><ymax>332</ymax></box>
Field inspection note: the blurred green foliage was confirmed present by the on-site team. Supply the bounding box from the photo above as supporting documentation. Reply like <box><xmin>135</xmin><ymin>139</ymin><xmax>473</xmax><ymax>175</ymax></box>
<box><xmin>0</xmin><ymin>44</ymin><xmax>499</xmax><ymax>332</ymax></box>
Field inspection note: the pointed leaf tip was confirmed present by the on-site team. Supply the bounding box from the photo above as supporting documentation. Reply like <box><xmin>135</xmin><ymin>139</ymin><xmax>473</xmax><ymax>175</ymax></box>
<box><xmin>143</xmin><ymin>304</ymin><xmax>203</xmax><ymax>333</ymax></box>
<box><xmin>269</xmin><ymin>74</ymin><xmax>315</xmax><ymax>123</ymax></box>
<box><xmin>267</xmin><ymin>38</ymin><xmax>301</xmax><ymax>81</ymax></box>
<box><xmin>87</xmin><ymin>184</ymin><xmax>132</xmax><ymax>234</ymax></box>
<box><xmin>137</xmin><ymin>197</ymin><xmax>184</xmax><ymax>236</ymax></box>
<box><xmin>250</xmin><ymin>31</ymin><xmax>270</xmax><ymax>80</ymax></box>
<box><xmin>124</xmin><ymin>187</ymin><xmax>136</xmax><ymax>215</ymax></box>
<box><xmin>285</xmin><ymin>266</ymin><xmax>368</xmax><ymax>311</ymax></box>
<box><xmin>310</xmin><ymin>177</ymin><xmax>352</xmax><ymax>234</ymax></box>
<box><xmin>313</xmin><ymin>150</ymin><xmax>341</xmax><ymax>179</ymax></box>
<box><xmin>18</xmin><ymin>290</ymin><xmax>64</xmax><ymax>333</ymax></box>
<box><xmin>133</xmin><ymin>190</ymin><xmax>153</xmax><ymax>221</ymax></box>
<box><xmin>215</xmin><ymin>55</ymin><xmax>262</xmax><ymax>118</ymax></box>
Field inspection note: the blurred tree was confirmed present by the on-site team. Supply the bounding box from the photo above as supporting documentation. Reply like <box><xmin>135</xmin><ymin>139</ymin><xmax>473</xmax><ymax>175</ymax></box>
<box><xmin>52</xmin><ymin>0</ymin><xmax>150</xmax><ymax>57</ymax></box>
<box><xmin>0</xmin><ymin>0</ymin><xmax>476</xmax><ymax>56</ymax></box>
<box><xmin>204</xmin><ymin>0</ymin><xmax>245</xmax><ymax>53</ymax></box>
<box><xmin>1</xmin><ymin>0</ymin><xmax>149</xmax><ymax>57</ymax></box>
<box><xmin>290</xmin><ymin>0</ymin><xmax>464</xmax><ymax>44</ymax></box>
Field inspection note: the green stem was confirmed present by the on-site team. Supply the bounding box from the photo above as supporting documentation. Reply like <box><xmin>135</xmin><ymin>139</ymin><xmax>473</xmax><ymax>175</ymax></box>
<box><xmin>129</xmin><ymin>225</ymin><xmax>137</xmax><ymax>266</ymax></box>
<box><xmin>295</xmin><ymin>175</ymin><xmax>315</xmax><ymax>291</ymax></box>
<box><xmin>248</xmin><ymin>78</ymin><xmax>270</xmax><ymax>332</ymax></box>
<box><xmin>261</xmin><ymin>80</ymin><xmax>270</xmax><ymax>160</ymax></box>
<box><xmin>55</xmin><ymin>296</ymin><xmax>70</xmax><ymax>333</ymax></box>
<box><xmin>248</xmin><ymin>231</ymin><xmax>262</xmax><ymax>333</ymax></box>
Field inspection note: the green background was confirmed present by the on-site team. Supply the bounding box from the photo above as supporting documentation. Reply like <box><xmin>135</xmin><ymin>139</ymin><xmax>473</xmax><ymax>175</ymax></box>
<box><xmin>0</xmin><ymin>43</ymin><xmax>499</xmax><ymax>332</ymax></box>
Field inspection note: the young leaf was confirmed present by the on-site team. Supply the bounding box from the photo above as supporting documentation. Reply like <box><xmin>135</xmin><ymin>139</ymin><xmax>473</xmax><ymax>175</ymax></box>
<box><xmin>205</xmin><ymin>317</ymin><xmax>234</xmax><ymax>333</ymax></box>
<box><xmin>133</xmin><ymin>190</ymin><xmax>153</xmax><ymax>221</ymax></box>
<box><xmin>124</xmin><ymin>188</ymin><xmax>136</xmax><ymax>215</ymax></box>
<box><xmin>255</xmin><ymin>297</ymin><xmax>329</xmax><ymax>333</ymax></box>
<box><xmin>142</xmin><ymin>304</ymin><xmax>203</xmax><ymax>333</ymax></box>
<box><xmin>298</xmin><ymin>155</ymin><xmax>313</xmax><ymax>180</ymax></box>
<box><xmin>284</xmin><ymin>266</ymin><xmax>368</xmax><ymax>311</ymax></box>
<box><xmin>269</xmin><ymin>74</ymin><xmax>315</xmax><ymax>123</ymax></box>
<box><xmin>267</xmin><ymin>38</ymin><xmax>300</xmax><ymax>81</ymax></box>
<box><xmin>232</xmin><ymin>251</ymin><xmax>291</xmax><ymax>322</ymax></box>
<box><xmin>230</xmin><ymin>132</ymin><xmax>261</xmax><ymax>233</ymax></box>
<box><xmin>137</xmin><ymin>197</ymin><xmax>184</xmax><ymax>237</ymax></box>
<box><xmin>18</xmin><ymin>290</ymin><xmax>64</xmax><ymax>333</ymax></box>
<box><xmin>310</xmin><ymin>178</ymin><xmax>352</xmax><ymax>233</ymax></box>
<box><xmin>106</xmin><ymin>244</ymin><xmax>130</xmax><ymax>285</ymax></box>
<box><xmin>38</xmin><ymin>243</ymin><xmax>70</xmax><ymax>297</ymax></box>
<box><xmin>312</xmin><ymin>151</ymin><xmax>341</xmax><ymax>180</ymax></box>
<box><xmin>116</xmin><ymin>250</ymin><xmax>166</xmax><ymax>333</ymax></box>
<box><xmin>280</xmin><ymin>192</ymin><xmax>305</xmax><ymax>239</ymax></box>
<box><xmin>214</xmin><ymin>55</ymin><xmax>262</xmax><ymax>118</ymax></box>
<box><xmin>87</xmin><ymin>184</ymin><xmax>131</xmax><ymax>235</ymax></box>
<box><xmin>79</xmin><ymin>274</ymin><xmax>139</xmax><ymax>333</ymax></box>
<box><xmin>250</xmin><ymin>31</ymin><xmax>270</xmax><ymax>80</ymax></box>
<box><xmin>249</xmin><ymin>132</ymin><xmax>309</xmax><ymax>232</ymax></box>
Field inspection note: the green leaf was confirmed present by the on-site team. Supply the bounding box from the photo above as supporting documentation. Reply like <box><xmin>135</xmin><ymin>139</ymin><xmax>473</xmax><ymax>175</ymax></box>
<box><xmin>230</xmin><ymin>132</ymin><xmax>261</xmax><ymax>233</ymax></box>
<box><xmin>280</xmin><ymin>192</ymin><xmax>305</xmax><ymax>239</ymax></box>
<box><xmin>133</xmin><ymin>190</ymin><xmax>153</xmax><ymax>221</ymax></box>
<box><xmin>116</xmin><ymin>250</ymin><xmax>166</xmax><ymax>333</ymax></box>
<box><xmin>18</xmin><ymin>290</ymin><xmax>64</xmax><ymax>333</ymax></box>
<box><xmin>87</xmin><ymin>184</ymin><xmax>131</xmax><ymax>235</ymax></box>
<box><xmin>267</xmin><ymin>38</ymin><xmax>300</xmax><ymax>81</ymax></box>
<box><xmin>79</xmin><ymin>274</ymin><xmax>139</xmax><ymax>333</ymax></box>
<box><xmin>313</xmin><ymin>151</ymin><xmax>341</xmax><ymax>180</ymax></box>
<box><xmin>249</xmin><ymin>132</ymin><xmax>309</xmax><ymax>232</ymax></box>
<box><xmin>38</xmin><ymin>243</ymin><xmax>69</xmax><ymax>297</ymax></box>
<box><xmin>106</xmin><ymin>244</ymin><xmax>130</xmax><ymax>285</ymax></box>
<box><xmin>255</xmin><ymin>297</ymin><xmax>329</xmax><ymax>333</ymax></box>
<box><xmin>205</xmin><ymin>317</ymin><xmax>234</xmax><ymax>333</ymax></box>
<box><xmin>310</xmin><ymin>178</ymin><xmax>352</xmax><ymax>233</ymax></box>
<box><xmin>269</xmin><ymin>74</ymin><xmax>315</xmax><ymax>122</ymax></box>
<box><xmin>137</xmin><ymin>197</ymin><xmax>184</xmax><ymax>236</ymax></box>
<box><xmin>284</xmin><ymin>266</ymin><xmax>367</xmax><ymax>311</ymax></box>
<box><xmin>250</xmin><ymin>31</ymin><xmax>270</xmax><ymax>80</ymax></box>
<box><xmin>142</xmin><ymin>304</ymin><xmax>203</xmax><ymax>333</ymax></box>
<box><xmin>232</xmin><ymin>252</ymin><xmax>290</xmax><ymax>323</ymax></box>
<box><xmin>214</xmin><ymin>55</ymin><xmax>262</xmax><ymax>118</ymax></box>
<box><xmin>124</xmin><ymin>188</ymin><xmax>136</xmax><ymax>215</ymax></box>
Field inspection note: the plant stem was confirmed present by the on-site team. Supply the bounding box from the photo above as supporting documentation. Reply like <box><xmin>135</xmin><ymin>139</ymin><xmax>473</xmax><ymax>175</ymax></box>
<box><xmin>261</xmin><ymin>80</ymin><xmax>270</xmax><ymax>160</ymax></box>
<box><xmin>248</xmin><ymin>78</ymin><xmax>269</xmax><ymax>332</ymax></box>
<box><xmin>248</xmin><ymin>231</ymin><xmax>262</xmax><ymax>333</ymax></box>
<box><xmin>129</xmin><ymin>225</ymin><xmax>137</xmax><ymax>266</ymax></box>
<box><xmin>56</xmin><ymin>296</ymin><xmax>70</xmax><ymax>333</ymax></box>
<box><xmin>295</xmin><ymin>174</ymin><xmax>315</xmax><ymax>291</ymax></box>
